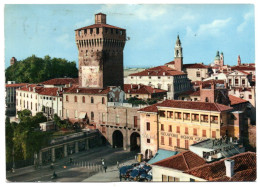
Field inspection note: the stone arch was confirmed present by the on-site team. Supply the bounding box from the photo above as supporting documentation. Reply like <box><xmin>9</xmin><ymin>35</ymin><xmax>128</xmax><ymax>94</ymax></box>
<box><xmin>112</xmin><ymin>130</ymin><xmax>123</xmax><ymax>148</ymax></box>
<box><xmin>130</xmin><ymin>132</ymin><xmax>140</xmax><ymax>151</ymax></box>
<box><xmin>145</xmin><ymin>149</ymin><xmax>153</xmax><ymax>160</ymax></box>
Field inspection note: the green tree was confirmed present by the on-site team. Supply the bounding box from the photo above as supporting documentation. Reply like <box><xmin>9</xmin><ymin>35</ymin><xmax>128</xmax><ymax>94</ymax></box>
<box><xmin>5</xmin><ymin>55</ymin><xmax>78</xmax><ymax>83</ymax></box>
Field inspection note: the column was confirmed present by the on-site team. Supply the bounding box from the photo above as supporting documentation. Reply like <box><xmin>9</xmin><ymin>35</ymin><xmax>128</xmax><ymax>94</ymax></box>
<box><xmin>85</xmin><ymin>139</ymin><xmax>89</xmax><ymax>150</ymax></box>
<box><xmin>39</xmin><ymin>151</ymin><xmax>42</xmax><ymax>165</ymax></box>
<box><xmin>75</xmin><ymin>141</ymin><xmax>79</xmax><ymax>153</ymax></box>
<box><xmin>51</xmin><ymin>148</ymin><xmax>55</xmax><ymax>162</ymax></box>
<box><xmin>64</xmin><ymin>144</ymin><xmax>68</xmax><ymax>157</ymax></box>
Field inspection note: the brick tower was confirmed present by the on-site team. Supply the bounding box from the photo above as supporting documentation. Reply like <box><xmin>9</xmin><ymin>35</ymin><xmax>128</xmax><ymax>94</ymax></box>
<box><xmin>174</xmin><ymin>35</ymin><xmax>183</xmax><ymax>71</ymax></box>
<box><xmin>75</xmin><ymin>13</ymin><xmax>126</xmax><ymax>89</ymax></box>
<box><xmin>237</xmin><ymin>55</ymin><xmax>241</xmax><ymax>66</ymax></box>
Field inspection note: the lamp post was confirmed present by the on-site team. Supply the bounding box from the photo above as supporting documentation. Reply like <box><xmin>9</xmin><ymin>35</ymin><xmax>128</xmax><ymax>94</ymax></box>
<box><xmin>12</xmin><ymin>147</ymin><xmax>15</xmax><ymax>173</ymax></box>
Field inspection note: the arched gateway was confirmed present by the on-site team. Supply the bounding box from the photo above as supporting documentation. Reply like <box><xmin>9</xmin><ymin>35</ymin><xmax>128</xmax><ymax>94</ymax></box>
<box><xmin>130</xmin><ymin>132</ymin><xmax>140</xmax><ymax>151</ymax></box>
<box><xmin>112</xmin><ymin>130</ymin><xmax>123</xmax><ymax>148</ymax></box>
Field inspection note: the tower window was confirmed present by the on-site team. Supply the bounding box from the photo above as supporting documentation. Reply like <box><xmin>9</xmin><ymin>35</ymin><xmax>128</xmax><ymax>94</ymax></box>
<box><xmin>91</xmin><ymin>97</ymin><xmax>94</xmax><ymax>103</ymax></box>
<box><xmin>96</xmin><ymin>28</ymin><xmax>99</xmax><ymax>34</ymax></box>
<box><xmin>196</xmin><ymin>71</ymin><xmax>200</xmax><ymax>77</ymax></box>
<box><xmin>90</xmin><ymin>28</ymin><xmax>93</xmax><ymax>34</ymax></box>
<box><xmin>78</xmin><ymin>30</ymin><xmax>81</xmax><ymax>36</ymax></box>
<box><xmin>111</xmin><ymin>29</ymin><xmax>113</xmax><ymax>34</ymax></box>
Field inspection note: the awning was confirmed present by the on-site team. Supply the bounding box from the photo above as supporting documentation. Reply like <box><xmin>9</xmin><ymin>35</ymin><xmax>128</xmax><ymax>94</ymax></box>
<box><xmin>79</xmin><ymin>112</ymin><xmax>87</xmax><ymax>119</ymax></box>
<box><xmin>147</xmin><ymin>149</ymin><xmax>179</xmax><ymax>165</ymax></box>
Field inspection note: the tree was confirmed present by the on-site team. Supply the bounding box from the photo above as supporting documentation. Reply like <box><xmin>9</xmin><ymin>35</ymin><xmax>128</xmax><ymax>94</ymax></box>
<box><xmin>5</xmin><ymin>55</ymin><xmax>78</xmax><ymax>83</ymax></box>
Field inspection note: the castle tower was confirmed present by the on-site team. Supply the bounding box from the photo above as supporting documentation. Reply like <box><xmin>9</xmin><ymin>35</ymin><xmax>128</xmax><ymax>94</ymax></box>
<box><xmin>220</xmin><ymin>52</ymin><xmax>224</xmax><ymax>67</ymax></box>
<box><xmin>214</xmin><ymin>51</ymin><xmax>220</xmax><ymax>66</ymax></box>
<box><xmin>10</xmin><ymin>57</ymin><xmax>17</xmax><ymax>66</ymax></box>
<box><xmin>174</xmin><ymin>35</ymin><xmax>183</xmax><ymax>71</ymax></box>
<box><xmin>238</xmin><ymin>55</ymin><xmax>241</xmax><ymax>66</ymax></box>
<box><xmin>75</xmin><ymin>13</ymin><xmax>126</xmax><ymax>89</ymax></box>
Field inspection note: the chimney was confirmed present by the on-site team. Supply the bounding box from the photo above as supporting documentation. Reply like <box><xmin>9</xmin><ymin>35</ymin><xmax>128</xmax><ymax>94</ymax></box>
<box><xmin>138</xmin><ymin>84</ymin><xmax>140</xmax><ymax>89</ymax></box>
<box><xmin>238</xmin><ymin>55</ymin><xmax>241</xmax><ymax>66</ymax></box>
<box><xmin>224</xmin><ymin>159</ymin><xmax>235</xmax><ymax>178</ymax></box>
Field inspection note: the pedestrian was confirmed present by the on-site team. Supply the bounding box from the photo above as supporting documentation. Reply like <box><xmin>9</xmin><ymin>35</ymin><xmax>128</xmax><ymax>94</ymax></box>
<box><xmin>117</xmin><ymin>161</ymin><xmax>119</xmax><ymax>168</ymax></box>
<box><xmin>104</xmin><ymin>165</ymin><xmax>107</xmax><ymax>173</ymax></box>
<box><xmin>119</xmin><ymin>171</ymin><xmax>122</xmax><ymax>181</ymax></box>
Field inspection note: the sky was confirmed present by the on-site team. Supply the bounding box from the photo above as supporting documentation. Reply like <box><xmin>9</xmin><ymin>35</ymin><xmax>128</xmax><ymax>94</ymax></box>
<box><xmin>4</xmin><ymin>4</ymin><xmax>255</xmax><ymax>68</ymax></box>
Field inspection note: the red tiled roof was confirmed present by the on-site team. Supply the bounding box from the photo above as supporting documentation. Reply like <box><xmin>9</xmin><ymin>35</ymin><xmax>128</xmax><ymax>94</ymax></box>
<box><xmin>64</xmin><ymin>85</ymin><xmax>111</xmax><ymax>95</ymax></box>
<box><xmin>19</xmin><ymin>84</ymin><xmax>43</xmax><ymax>92</ymax></box>
<box><xmin>185</xmin><ymin>152</ymin><xmax>256</xmax><ymax>182</ymax></box>
<box><xmin>129</xmin><ymin>66</ymin><xmax>185</xmax><ymax>77</ymax></box>
<box><xmin>5</xmin><ymin>83</ymin><xmax>27</xmax><ymax>88</ymax></box>
<box><xmin>236</xmin><ymin>70</ymin><xmax>250</xmax><ymax>75</ymax></box>
<box><xmin>75</xmin><ymin>23</ymin><xmax>125</xmax><ymax>31</ymax></box>
<box><xmin>38</xmin><ymin>87</ymin><xmax>63</xmax><ymax>96</ymax></box>
<box><xmin>165</xmin><ymin>60</ymin><xmax>175</xmax><ymax>65</ymax></box>
<box><xmin>229</xmin><ymin>95</ymin><xmax>249</xmax><ymax>105</ymax></box>
<box><xmin>231</xmin><ymin>66</ymin><xmax>255</xmax><ymax>71</ymax></box>
<box><xmin>183</xmin><ymin>63</ymin><xmax>209</xmax><ymax>69</ymax></box>
<box><xmin>40</xmin><ymin>78</ymin><xmax>78</xmax><ymax>85</ymax></box>
<box><xmin>190</xmin><ymin>90</ymin><xmax>200</xmax><ymax>96</ymax></box>
<box><xmin>152</xmin><ymin>151</ymin><xmax>206</xmax><ymax>171</ymax></box>
<box><xmin>124</xmin><ymin>84</ymin><xmax>167</xmax><ymax>95</ymax></box>
<box><xmin>139</xmin><ymin>100</ymin><xmax>233</xmax><ymax>112</ymax></box>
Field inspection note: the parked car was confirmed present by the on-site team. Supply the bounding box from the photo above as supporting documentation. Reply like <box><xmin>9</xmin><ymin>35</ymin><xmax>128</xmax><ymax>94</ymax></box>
<box><xmin>119</xmin><ymin>165</ymin><xmax>133</xmax><ymax>180</ymax></box>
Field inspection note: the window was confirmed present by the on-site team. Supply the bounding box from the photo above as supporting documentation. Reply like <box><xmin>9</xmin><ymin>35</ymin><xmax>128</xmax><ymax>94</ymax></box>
<box><xmin>161</xmin><ymin>136</ymin><xmax>164</xmax><ymax>145</ymax></box>
<box><xmin>116</xmin><ymin>115</ymin><xmax>120</xmax><ymax>124</ymax></box>
<box><xmin>242</xmin><ymin>79</ymin><xmax>245</xmax><ymax>85</ymax></box>
<box><xmin>146</xmin><ymin>122</ymin><xmax>150</xmax><ymax>131</ymax></box>
<box><xmin>210</xmin><ymin>116</ymin><xmax>218</xmax><ymax>123</ymax></box>
<box><xmin>162</xmin><ymin>175</ymin><xmax>168</xmax><ymax>182</ymax></box>
<box><xmin>131</xmin><ymin>76</ymin><xmax>133</xmax><ymax>79</ymax></box>
<box><xmin>27</xmin><ymin>101</ymin><xmax>28</xmax><ymax>109</ymax></box>
<box><xmin>185</xmin><ymin>140</ymin><xmax>189</xmax><ymax>149</ymax></box>
<box><xmin>185</xmin><ymin>127</ymin><xmax>189</xmax><ymax>135</ymax></box>
<box><xmin>192</xmin><ymin>114</ymin><xmax>199</xmax><ymax>121</ymax></box>
<box><xmin>176</xmin><ymin>126</ymin><xmax>180</xmax><ymax>133</ymax></box>
<box><xmin>96</xmin><ymin>28</ymin><xmax>99</xmax><ymax>34</ymax></box>
<box><xmin>229</xmin><ymin>79</ymin><xmax>232</xmax><ymax>84</ymax></box>
<box><xmin>177</xmin><ymin>139</ymin><xmax>180</xmax><ymax>147</ymax></box>
<box><xmin>75</xmin><ymin>110</ymin><xmax>78</xmax><ymax>118</ymax></box>
<box><xmin>31</xmin><ymin>102</ymin><xmax>32</xmax><ymax>110</ymax></box>
<box><xmin>169</xmin><ymin>137</ymin><xmax>172</xmax><ymax>146</ymax></box>
<box><xmin>196</xmin><ymin>71</ymin><xmax>201</xmax><ymax>77</ymax></box>
<box><xmin>167</xmin><ymin>111</ymin><xmax>173</xmax><ymax>118</ymax></box>
<box><xmin>205</xmin><ymin>97</ymin><xmax>209</xmax><ymax>102</ymax></box>
<box><xmin>147</xmin><ymin>139</ymin><xmax>150</xmax><ymax>143</ymax></box>
<box><xmin>158</xmin><ymin>76</ymin><xmax>161</xmax><ymax>79</ymax></box>
<box><xmin>235</xmin><ymin>79</ymin><xmax>239</xmax><ymax>85</ymax></box>
<box><xmin>35</xmin><ymin>103</ymin><xmax>37</xmax><ymax>111</ymax></box>
<box><xmin>201</xmin><ymin>115</ymin><xmax>208</xmax><ymax>122</ymax></box>
<box><xmin>249</xmin><ymin>95</ymin><xmax>252</xmax><ymax>99</ymax></box>
<box><xmin>190</xmin><ymin>178</ymin><xmax>195</xmax><ymax>182</ymax></box>
<box><xmin>193</xmin><ymin>128</ymin><xmax>197</xmax><ymax>136</ymax></box>
<box><xmin>102</xmin><ymin>113</ymin><xmax>106</xmax><ymax>123</ymax></box>
<box><xmin>134</xmin><ymin>116</ymin><xmax>138</xmax><ymax>127</ymax></box>
<box><xmin>212</xmin><ymin>131</ymin><xmax>216</xmax><ymax>138</ymax></box>
<box><xmin>184</xmin><ymin>113</ymin><xmax>190</xmax><ymax>120</ymax></box>
<box><xmin>175</xmin><ymin>112</ymin><xmax>182</xmax><ymax>119</ymax></box>
<box><xmin>102</xmin><ymin>97</ymin><xmax>105</xmax><ymax>104</ymax></box>
<box><xmin>159</xmin><ymin>110</ymin><xmax>166</xmax><ymax>117</ymax></box>
<box><xmin>149</xmin><ymin>76</ymin><xmax>151</xmax><ymax>79</ymax></box>
<box><xmin>161</xmin><ymin>124</ymin><xmax>164</xmax><ymax>131</ymax></box>
<box><xmin>202</xmin><ymin>130</ymin><xmax>207</xmax><ymax>137</ymax></box>
<box><xmin>31</xmin><ymin>94</ymin><xmax>32</xmax><ymax>98</ymax></box>
<box><xmin>91</xmin><ymin>97</ymin><xmax>94</xmax><ymax>103</ymax></box>
<box><xmin>102</xmin><ymin>127</ymin><xmax>106</xmax><ymax>133</ymax></box>
<box><xmin>91</xmin><ymin>112</ymin><xmax>94</xmax><ymax>121</ymax></box>
<box><xmin>167</xmin><ymin>85</ymin><xmax>171</xmax><ymax>92</ymax></box>
<box><xmin>158</xmin><ymin>84</ymin><xmax>162</xmax><ymax>89</ymax></box>
<box><xmin>168</xmin><ymin>125</ymin><xmax>172</xmax><ymax>132</ymax></box>
<box><xmin>74</xmin><ymin>96</ymin><xmax>77</xmax><ymax>102</ymax></box>
<box><xmin>82</xmin><ymin>96</ymin><xmax>85</xmax><ymax>103</ymax></box>
<box><xmin>66</xmin><ymin>95</ymin><xmax>69</xmax><ymax>102</ymax></box>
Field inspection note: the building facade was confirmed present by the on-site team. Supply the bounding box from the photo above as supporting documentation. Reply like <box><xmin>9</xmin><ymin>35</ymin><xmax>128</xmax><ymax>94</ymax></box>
<box><xmin>138</xmin><ymin>100</ymin><xmax>239</xmax><ymax>159</ymax></box>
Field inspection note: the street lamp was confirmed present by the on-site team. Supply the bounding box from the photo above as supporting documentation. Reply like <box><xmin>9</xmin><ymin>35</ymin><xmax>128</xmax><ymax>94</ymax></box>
<box><xmin>12</xmin><ymin>147</ymin><xmax>15</xmax><ymax>173</ymax></box>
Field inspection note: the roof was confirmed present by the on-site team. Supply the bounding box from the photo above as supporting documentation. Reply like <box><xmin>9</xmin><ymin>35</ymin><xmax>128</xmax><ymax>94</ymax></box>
<box><xmin>165</xmin><ymin>60</ymin><xmax>175</xmax><ymax>65</ymax></box>
<box><xmin>231</xmin><ymin>66</ymin><xmax>255</xmax><ymax>71</ymax></box>
<box><xmin>152</xmin><ymin>151</ymin><xmax>206</xmax><ymax>172</ymax></box>
<box><xmin>63</xmin><ymin>85</ymin><xmax>111</xmax><ymax>95</ymax></box>
<box><xmin>183</xmin><ymin>63</ymin><xmax>209</xmax><ymax>69</ymax></box>
<box><xmin>139</xmin><ymin>100</ymin><xmax>233</xmax><ymax>113</ymax></box>
<box><xmin>178</xmin><ymin>89</ymin><xmax>200</xmax><ymax>96</ymax></box>
<box><xmin>18</xmin><ymin>84</ymin><xmax>43</xmax><ymax>92</ymax></box>
<box><xmin>124</xmin><ymin>84</ymin><xmax>167</xmax><ymax>95</ymax></box>
<box><xmin>185</xmin><ymin>152</ymin><xmax>256</xmax><ymax>181</ymax></box>
<box><xmin>229</xmin><ymin>95</ymin><xmax>249</xmax><ymax>105</ymax></box>
<box><xmin>5</xmin><ymin>83</ymin><xmax>27</xmax><ymax>88</ymax></box>
<box><xmin>75</xmin><ymin>23</ymin><xmax>125</xmax><ymax>31</ymax></box>
<box><xmin>38</xmin><ymin>87</ymin><xmax>63</xmax><ymax>97</ymax></box>
<box><xmin>40</xmin><ymin>78</ymin><xmax>78</xmax><ymax>85</ymax></box>
<box><xmin>236</xmin><ymin>70</ymin><xmax>250</xmax><ymax>75</ymax></box>
<box><xmin>148</xmin><ymin>149</ymin><xmax>179</xmax><ymax>165</ymax></box>
<box><xmin>190</xmin><ymin>90</ymin><xmax>200</xmax><ymax>96</ymax></box>
<box><xmin>129</xmin><ymin>66</ymin><xmax>185</xmax><ymax>77</ymax></box>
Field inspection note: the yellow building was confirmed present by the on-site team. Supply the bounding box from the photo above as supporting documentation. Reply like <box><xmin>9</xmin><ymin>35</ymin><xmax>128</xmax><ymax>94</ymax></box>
<box><xmin>139</xmin><ymin>100</ymin><xmax>237</xmax><ymax>156</ymax></box>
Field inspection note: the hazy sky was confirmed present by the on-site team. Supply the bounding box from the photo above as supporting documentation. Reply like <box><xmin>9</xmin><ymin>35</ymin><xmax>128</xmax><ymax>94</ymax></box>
<box><xmin>4</xmin><ymin>4</ymin><xmax>255</xmax><ymax>68</ymax></box>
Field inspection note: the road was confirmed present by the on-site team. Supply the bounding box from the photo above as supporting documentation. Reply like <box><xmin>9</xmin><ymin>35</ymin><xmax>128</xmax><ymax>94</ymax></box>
<box><xmin>6</xmin><ymin>146</ymin><xmax>138</xmax><ymax>182</ymax></box>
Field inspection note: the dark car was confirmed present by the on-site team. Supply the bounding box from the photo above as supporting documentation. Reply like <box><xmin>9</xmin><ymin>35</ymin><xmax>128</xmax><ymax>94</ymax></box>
<box><xmin>129</xmin><ymin>168</ymin><xmax>146</xmax><ymax>181</ymax></box>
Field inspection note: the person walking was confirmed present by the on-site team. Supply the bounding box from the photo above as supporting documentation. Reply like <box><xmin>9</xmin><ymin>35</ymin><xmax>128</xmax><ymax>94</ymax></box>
<box><xmin>117</xmin><ymin>161</ymin><xmax>119</xmax><ymax>169</ymax></box>
<box><xmin>104</xmin><ymin>165</ymin><xmax>107</xmax><ymax>173</ymax></box>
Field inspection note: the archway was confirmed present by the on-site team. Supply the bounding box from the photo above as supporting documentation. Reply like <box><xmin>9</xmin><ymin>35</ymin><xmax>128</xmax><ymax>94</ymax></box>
<box><xmin>130</xmin><ymin>132</ymin><xmax>140</xmax><ymax>151</ymax></box>
<box><xmin>145</xmin><ymin>149</ymin><xmax>152</xmax><ymax>160</ymax></box>
<box><xmin>112</xmin><ymin>130</ymin><xmax>123</xmax><ymax>148</ymax></box>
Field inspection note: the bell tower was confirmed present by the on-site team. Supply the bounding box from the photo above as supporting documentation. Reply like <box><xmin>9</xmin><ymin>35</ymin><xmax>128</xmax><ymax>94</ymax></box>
<box><xmin>174</xmin><ymin>35</ymin><xmax>183</xmax><ymax>71</ymax></box>
<box><xmin>75</xmin><ymin>13</ymin><xmax>126</xmax><ymax>89</ymax></box>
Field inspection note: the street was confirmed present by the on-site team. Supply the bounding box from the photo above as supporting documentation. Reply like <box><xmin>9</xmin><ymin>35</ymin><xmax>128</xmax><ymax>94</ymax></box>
<box><xmin>6</xmin><ymin>146</ymin><xmax>138</xmax><ymax>182</ymax></box>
